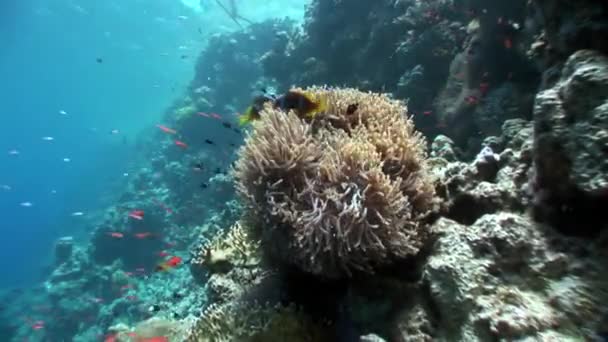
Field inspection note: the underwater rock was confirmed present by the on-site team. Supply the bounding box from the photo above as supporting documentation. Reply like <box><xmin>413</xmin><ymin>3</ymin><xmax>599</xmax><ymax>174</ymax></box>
<box><xmin>422</xmin><ymin>212</ymin><xmax>608</xmax><ymax>340</ymax></box>
<box><xmin>529</xmin><ymin>0</ymin><xmax>608</xmax><ymax>85</ymax></box>
<box><xmin>430</xmin><ymin>135</ymin><xmax>458</xmax><ymax>162</ymax></box>
<box><xmin>129</xmin><ymin>317</ymin><xmax>187</xmax><ymax>341</ymax></box>
<box><xmin>473</xmin><ymin>83</ymin><xmax>535</xmax><ymax>137</ymax></box>
<box><xmin>392</xmin><ymin>302</ymin><xmax>434</xmax><ymax>342</ymax></box>
<box><xmin>54</xmin><ymin>236</ymin><xmax>74</xmax><ymax>265</ymax></box>
<box><xmin>473</xmin><ymin>146</ymin><xmax>500</xmax><ymax>181</ymax></box>
<box><xmin>532</xmin><ymin>50</ymin><xmax>608</xmax><ymax>235</ymax></box>
<box><xmin>434</xmin><ymin>119</ymin><xmax>532</xmax><ymax>225</ymax></box>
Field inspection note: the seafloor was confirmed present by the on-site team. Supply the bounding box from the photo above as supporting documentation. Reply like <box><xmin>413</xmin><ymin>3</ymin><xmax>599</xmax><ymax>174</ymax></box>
<box><xmin>2</xmin><ymin>0</ymin><xmax>608</xmax><ymax>341</ymax></box>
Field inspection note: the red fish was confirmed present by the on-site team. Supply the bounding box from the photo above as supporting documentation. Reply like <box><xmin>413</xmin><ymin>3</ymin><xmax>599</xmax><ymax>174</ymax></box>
<box><xmin>479</xmin><ymin>82</ymin><xmax>490</xmax><ymax>95</ymax></box>
<box><xmin>465</xmin><ymin>95</ymin><xmax>479</xmax><ymax>105</ymax></box>
<box><xmin>126</xmin><ymin>295</ymin><xmax>138</xmax><ymax>301</ymax></box>
<box><xmin>156</xmin><ymin>124</ymin><xmax>177</xmax><ymax>135</ymax></box>
<box><xmin>108</xmin><ymin>232</ymin><xmax>124</xmax><ymax>238</ymax></box>
<box><xmin>134</xmin><ymin>232</ymin><xmax>153</xmax><ymax>239</ymax></box>
<box><xmin>155</xmin><ymin>256</ymin><xmax>182</xmax><ymax>272</ymax></box>
<box><xmin>504</xmin><ymin>38</ymin><xmax>512</xmax><ymax>49</ymax></box>
<box><xmin>174</xmin><ymin>140</ymin><xmax>188</xmax><ymax>149</ymax></box>
<box><xmin>423</xmin><ymin>111</ymin><xmax>432</xmax><ymax>116</ymax></box>
<box><xmin>104</xmin><ymin>334</ymin><xmax>117</xmax><ymax>342</ymax></box>
<box><xmin>129</xmin><ymin>210</ymin><xmax>144</xmax><ymax>220</ymax></box>
<box><xmin>138</xmin><ymin>337</ymin><xmax>169</xmax><ymax>342</ymax></box>
<box><xmin>31</xmin><ymin>321</ymin><xmax>44</xmax><ymax>330</ymax></box>
<box><xmin>210</xmin><ymin>113</ymin><xmax>222</xmax><ymax>120</ymax></box>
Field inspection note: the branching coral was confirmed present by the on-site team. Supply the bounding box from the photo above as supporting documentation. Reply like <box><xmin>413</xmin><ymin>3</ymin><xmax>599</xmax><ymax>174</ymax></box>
<box><xmin>234</xmin><ymin>87</ymin><xmax>437</xmax><ymax>278</ymax></box>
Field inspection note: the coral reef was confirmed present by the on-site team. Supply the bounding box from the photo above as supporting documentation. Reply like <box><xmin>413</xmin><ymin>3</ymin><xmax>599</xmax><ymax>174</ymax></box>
<box><xmin>10</xmin><ymin>0</ymin><xmax>608</xmax><ymax>341</ymax></box>
<box><xmin>234</xmin><ymin>87</ymin><xmax>437</xmax><ymax>278</ymax></box>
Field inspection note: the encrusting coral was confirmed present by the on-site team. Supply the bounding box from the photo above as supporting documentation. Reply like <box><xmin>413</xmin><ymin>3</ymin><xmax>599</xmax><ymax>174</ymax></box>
<box><xmin>234</xmin><ymin>87</ymin><xmax>437</xmax><ymax>278</ymax></box>
<box><xmin>184</xmin><ymin>301</ymin><xmax>331</xmax><ymax>342</ymax></box>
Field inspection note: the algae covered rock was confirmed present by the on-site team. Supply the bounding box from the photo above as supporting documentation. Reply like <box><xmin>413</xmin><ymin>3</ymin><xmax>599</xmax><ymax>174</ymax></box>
<box><xmin>422</xmin><ymin>212</ymin><xmax>608</xmax><ymax>341</ymax></box>
<box><xmin>532</xmin><ymin>50</ymin><xmax>608</xmax><ymax>234</ymax></box>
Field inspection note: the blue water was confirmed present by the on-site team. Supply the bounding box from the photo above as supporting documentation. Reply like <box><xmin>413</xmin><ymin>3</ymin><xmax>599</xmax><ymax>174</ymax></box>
<box><xmin>0</xmin><ymin>0</ymin><xmax>307</xmax><ymax>291</ymax></box>
<box><xmin>0</xmin><ymin>0</ymin><xmax>203</xmax><ymax>289</ymax></box>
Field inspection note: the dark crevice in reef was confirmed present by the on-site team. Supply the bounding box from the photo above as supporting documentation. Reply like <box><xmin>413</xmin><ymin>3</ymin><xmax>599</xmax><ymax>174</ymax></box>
<box><xmin>279</xmin><ymin>268</ymin><xmax>357</xmax><ymax>341</ymax></box>
<box><xmin>446</xmin><ymin>193</ymin><xmax>491</xmax><ymax>225</ymax></box>
<box><xmin>533</xmin><ymin>187</ymin><xmax>608</xmax><ymax>238</ymax></box>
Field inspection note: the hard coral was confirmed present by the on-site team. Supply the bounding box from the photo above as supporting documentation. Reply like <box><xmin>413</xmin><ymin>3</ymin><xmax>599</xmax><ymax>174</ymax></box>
<box><xmin>185</xmin><ymin>302</ymin><xmax>330</xmax><ymax>342</ymax></box>
<box><xmin>191</xmin><ymin>222</ymin><xmax>261</xmax><ymax>277</ymax></box>
<box><xmin>234</xmin><ymin>87</ymin><xmax>437</xmax><ymax>278</ymax></box>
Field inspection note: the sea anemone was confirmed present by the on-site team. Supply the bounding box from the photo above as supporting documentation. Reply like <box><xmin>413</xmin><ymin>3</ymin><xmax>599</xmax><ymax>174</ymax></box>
<box><xmin>234</xmin><ymin>87</ymin><xmax>437</xmax><ymax>278</ymax></box>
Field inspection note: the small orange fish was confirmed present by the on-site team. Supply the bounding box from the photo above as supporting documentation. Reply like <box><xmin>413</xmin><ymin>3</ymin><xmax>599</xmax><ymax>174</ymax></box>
<box><xmin>174</xmin><ymin>140</ymin><xmax>188</xmax><ymax>149</ymax></box>
<box><xmin>155</xmin><ymin>256</ymin><xmax>182</xmax><ymax>272</ymax></box>
<box><xmin>423</xmin><ymin>111</ymin><xmax>432</xmax><ymax>116</ymax></box>
<box><xmin>156</xmin><ymin>124</ymin><xmax>177</xmax><ymax>135</ymax></box>
<box><xmin>108</xmin><ymin>232</ymin><xmax>124</xmax><ymax>238</ymax></box>
<box><xmin>129</xmin><ymin>210</ymin><xmax>144</xmax><ymax>220</ymax></box>
<box><xmin>504</xmin><ymin>38</ymin><xmax>512</xmax><ymax>49</ymax></box>
<box><xmin>104</xmin><ymin>334</ymin><xmax>117</xmax><ymax>342</ymax></box>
